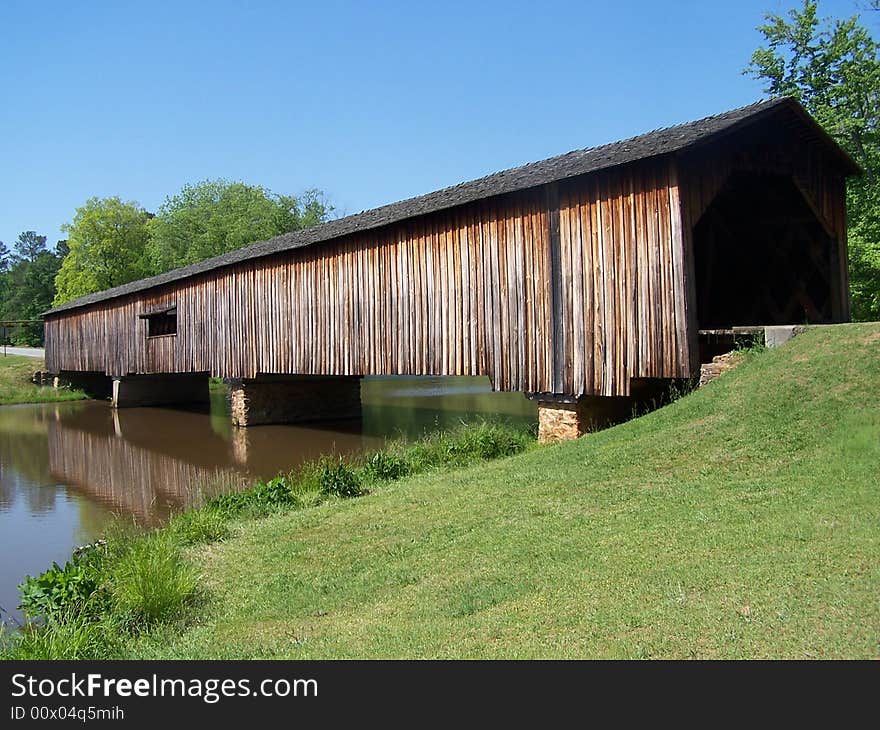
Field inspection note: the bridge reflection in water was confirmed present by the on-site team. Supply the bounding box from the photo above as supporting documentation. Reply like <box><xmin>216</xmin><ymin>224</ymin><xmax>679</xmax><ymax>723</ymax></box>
<box><xmin>41</xmin><ymin>376</ymin><xmax>536</xmax><ymax>525</ymax></box>
<box><xmin>44</xmin><ymin>403</ymin><xmax>378</xmax><ymax>525</ymax></box>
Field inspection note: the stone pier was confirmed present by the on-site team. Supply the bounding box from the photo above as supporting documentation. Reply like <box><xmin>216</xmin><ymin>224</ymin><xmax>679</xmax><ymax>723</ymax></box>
<box><xmin>531</xmin><ymin>379</ymin><xmax>682</xmax><ymax>443</ymax></box>
<box><xmin>111</xmin><ymin>373</ymin><xmax>210</xmax><ymax>408</ymax></box>
<box><xmin>534</xmin><ymin>396</ymin><xmax>633</xmax><ymax>443</ymax></box>
<box><xmin>229</xmin><ymin>375</ymin><xmax>362</xmax><ymax>427</ymax></box>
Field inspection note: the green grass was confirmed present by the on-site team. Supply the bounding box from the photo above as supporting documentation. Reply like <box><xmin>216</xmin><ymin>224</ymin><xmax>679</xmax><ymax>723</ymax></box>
<box><xmin>0</xmin><ymin>355</ymin><xmax>86</xmax><ymax>404</ymax></box>
<box><xmin>110</xmin><ymin>533</ymin><xmax>200</xmax><ymax>625</ymax></box>
<box><xmin>1</xmin><ymin>608</ymin><xmax>121</xmax><ymax>660</ymax></box>
<box><xmin>128</xmin><ymin>323</ymin><xmax>879</xmax><ymax>659</ymax></box>
<box><xmin>166</xmin><ymin>507</ymin><xmax>231</xmax><ymax>546</ymax></box>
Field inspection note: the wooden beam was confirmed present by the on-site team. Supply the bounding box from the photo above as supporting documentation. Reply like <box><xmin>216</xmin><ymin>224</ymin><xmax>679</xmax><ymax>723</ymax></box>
<box><xmin>546</xmin><ymin>182</ymin><xmax>564</xmax><ymax>394</ymax></box>
<box><xmin>791</xmin><ymin>176</ymin><xmax>836</xmax><ymax>239</ymax></box>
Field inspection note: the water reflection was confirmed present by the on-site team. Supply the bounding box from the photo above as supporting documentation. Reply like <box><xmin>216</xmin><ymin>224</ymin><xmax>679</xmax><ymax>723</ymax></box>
<box><xmin>0</xmin><ymin>377</ymin><xmax>535</xmax><ymax>624</ymax></box>
<box><xmin>46</xmin><ymin>401</ymin><xmax>385</xmax><ymax>525</ymax></box>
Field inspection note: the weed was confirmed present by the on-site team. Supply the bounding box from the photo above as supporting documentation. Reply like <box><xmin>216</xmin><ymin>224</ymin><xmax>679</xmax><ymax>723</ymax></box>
<box><xmin>18</xmin><ymin>544</ymin><xmax>108</xmax><ymax>620</ymax></box>
<box><xmin>362</xmin><ymin>451</ymin><xmax>410</xmax><ymax>482</ymax></box>
<box><xmin>0</xmin><ymin>607</ymin><xmax>120</xmax><ymax>660</ymax></box>
<box><xmin>110</xmin><ymin>533</ymin><xmax>198</xmax><ymax>625</ymax></box>
<box><xmin>309</xmin><ymin>457</ymin><xmax>364</xmax><ymax>498</ymax></box>
<box><xmin>167</xmin><ymin>507</ymin><xmax>230</xmax><ymax>546</ymax></box>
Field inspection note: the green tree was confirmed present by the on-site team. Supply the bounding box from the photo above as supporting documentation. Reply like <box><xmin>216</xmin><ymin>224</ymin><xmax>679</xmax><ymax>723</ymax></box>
<box><xmin>17</xmin><ymin>250</ymin><xmax>62</xmax><ymax>342</ymax></box>
<box><xmin>13</xmin><ymin>230</ymin><xmax>47</xmax><ymax>263</ymax></box>
<box><xmin>747</xmin><ymin>0</ymin><xmax>880</xmax><ymax>320</ymax></box>
<box><xmin>147</xmin><ymin>180</ymin><xmax>331</xmax><ymax>272</ymax></box>
<box><xmin>54</xmin><ymin>197</ymin><xmax>153</xmax><ymax>305</ymax></box>
<box><xmin>0</xmin><ymin>231</ymin><xmax>63</xmax><ymax>344</ymax></box>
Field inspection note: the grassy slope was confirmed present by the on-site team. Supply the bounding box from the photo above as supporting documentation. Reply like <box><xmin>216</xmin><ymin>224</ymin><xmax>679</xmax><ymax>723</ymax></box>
<box><xmin>134</xmin><ymin>324</ymin><xmax>880</xmax><ymax>659</ymax></box>
<box><xmin>0</xmin><ymin>355</ymin><xmax>85</xmax><ymax>405</ymax></box>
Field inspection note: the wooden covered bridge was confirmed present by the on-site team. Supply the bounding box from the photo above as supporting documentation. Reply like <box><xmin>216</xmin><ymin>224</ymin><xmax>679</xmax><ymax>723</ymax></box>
<box><xmin>44</xmin><ymin>97</ymin><xmax>858</xmax><ymax>441</ymax></box>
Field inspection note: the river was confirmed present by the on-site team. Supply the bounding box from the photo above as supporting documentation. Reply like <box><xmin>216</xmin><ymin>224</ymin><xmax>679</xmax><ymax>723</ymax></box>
<box><xmin>0</xmin><ymin>377</ymin><xmax>535</xmax><ymax>626</ymax></box>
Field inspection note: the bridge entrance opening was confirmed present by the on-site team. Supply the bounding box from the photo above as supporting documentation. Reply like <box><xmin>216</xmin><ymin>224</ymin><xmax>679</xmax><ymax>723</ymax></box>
<box><xmin>692</xmin><ymin>171</ymin><xmax>842</xmax><ymax>336</ymax></box>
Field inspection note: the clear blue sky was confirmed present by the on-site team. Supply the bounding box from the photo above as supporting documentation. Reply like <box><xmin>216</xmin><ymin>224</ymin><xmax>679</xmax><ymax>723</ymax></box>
<box><xmin>0</xmin><ymin>0</ymin><xmax>870</xmax><ymax>246</ymax></box>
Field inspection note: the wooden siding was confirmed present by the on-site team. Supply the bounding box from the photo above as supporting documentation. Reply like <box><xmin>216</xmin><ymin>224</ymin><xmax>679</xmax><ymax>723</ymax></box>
<box><xmin>44</xmin><ymin>119</ymin><xmax>850</xmax><ymax>397</ymax></box>
<box><xmin>45</xmin><ymin>160</ymin><xmax>692</xmax><ymax>397</ymax></box>
<box><xmin>556</xmin><ymin>158</ymin><xmax>691</xmax><ymax>396</ymax></box>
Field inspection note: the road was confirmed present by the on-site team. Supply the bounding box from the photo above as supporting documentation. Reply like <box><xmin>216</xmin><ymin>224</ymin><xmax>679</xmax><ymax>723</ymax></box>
<box><xmin>1</xmin><ymin>346</ymin><xmax>45</xmax><ymax>359</ymax></box>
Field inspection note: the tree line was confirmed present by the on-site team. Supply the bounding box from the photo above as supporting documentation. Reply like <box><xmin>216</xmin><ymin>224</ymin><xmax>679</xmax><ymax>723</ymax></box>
<box><xmin>0</xmin><ymin>180</ymin><xmax>331</xmax><ymax>345</ymax></box>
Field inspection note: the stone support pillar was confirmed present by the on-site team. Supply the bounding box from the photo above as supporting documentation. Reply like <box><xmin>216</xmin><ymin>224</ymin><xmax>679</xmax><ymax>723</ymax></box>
<box><xmin>531</xmin><ymin>391</ymin><xmax>655</xmax><ymax>443</ymax></box>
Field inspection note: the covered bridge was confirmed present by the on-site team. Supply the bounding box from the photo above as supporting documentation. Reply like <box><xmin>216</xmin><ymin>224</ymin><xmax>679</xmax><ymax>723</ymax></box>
<box><xmin>44</xmin><ymin>97</ymin><xmax>858</xmax><ymax>440</ymax></box>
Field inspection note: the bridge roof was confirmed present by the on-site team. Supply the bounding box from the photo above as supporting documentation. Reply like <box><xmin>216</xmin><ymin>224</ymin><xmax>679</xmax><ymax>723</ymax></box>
<box><xmin>46</xmin><ymin>96</ymin><xmax>857</xmax><ymax>315</ymax></box>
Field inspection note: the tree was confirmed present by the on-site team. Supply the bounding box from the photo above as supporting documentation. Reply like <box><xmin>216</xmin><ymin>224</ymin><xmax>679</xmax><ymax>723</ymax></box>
<box><xmin>17</xmin><ymin>250</ymin><xmax>62</xmax><ymax>342</ymax></box>
<box><xmin>0</xmin><ymin>231</ymin><xmax>63</xmax><ymax>344</ymax></box>
<box><xmin>0</xmin><ymin>241</ymin><xmax>10</xmax><ymax>273</ymax></box>
<box><xmin>13</xmin><ymin>230</ymin><xmax>47</xmax><ymax>263</ymax></box>
<box><xmin>747</xmin><ymin>0</ymin><xmax>880</xmax><ymax>320</ymax></box>
<box><xmin>54</xmin><ymin>197</ymin><xmax>153</xmax><ymax>305</ymax></box>
<box><xmin>147</xmin><ymin>180</ymin><xmax>332</xmax><ymax>272</ymax></box>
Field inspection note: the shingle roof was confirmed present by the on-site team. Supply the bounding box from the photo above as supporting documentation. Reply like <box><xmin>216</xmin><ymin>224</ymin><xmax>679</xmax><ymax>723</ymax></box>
<box><xmin>45</xmin><ymin>96</ymin><xmax>856</xmax><ymax>315</ymax></box>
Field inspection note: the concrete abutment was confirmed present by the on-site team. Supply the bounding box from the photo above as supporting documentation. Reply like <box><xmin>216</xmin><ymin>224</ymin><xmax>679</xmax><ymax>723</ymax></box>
<box><xmin>55</xmin><ymin>371</ymin><xmax>113</xmax><ymax>400</ymax></box>
<box><xmin>111</xmin><ymin>373</ymin><xmax>210</xmax><ymax>408</ymax></box>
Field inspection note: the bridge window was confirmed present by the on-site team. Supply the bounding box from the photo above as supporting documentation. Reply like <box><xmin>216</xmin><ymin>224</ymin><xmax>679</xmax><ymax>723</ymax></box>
<box><xmin>140</xmin><ymin>306</ymin><xmax>177</xmax><ymax>338</ymax></box>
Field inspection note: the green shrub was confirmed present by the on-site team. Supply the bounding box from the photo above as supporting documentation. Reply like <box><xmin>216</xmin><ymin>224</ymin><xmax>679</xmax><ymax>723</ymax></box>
<box><xmin>167</xmin><ymin>507</ymin><xmax>230</xmax><ymax>546</ymax></box>
<box><xmin>209</xmin><ymin>489</ymin><xmax>252</xmax><ymax>516</ymax></box>
<box><xmin>309</xmin><ymin>456</ymin><xmax>365</xmax><ymax>498</ymax></box>
<box><xmin>288</xmin><ymin>478</ymin><xmax>326</xmax><ymax>509</ymax></box>
<box><xmin>209</xmin><ymin>476</ymin><xmax>300</xmax><ymax>517</ymax></box>
<box><xmin>251</xmin><ymin>476</ymin><xmax>296</xmax><ymax>507</ymax></box>
<box><xmin>111</xmin><ymin>534</ymin><xmax>198</xmax><ymax>625</ymax></box>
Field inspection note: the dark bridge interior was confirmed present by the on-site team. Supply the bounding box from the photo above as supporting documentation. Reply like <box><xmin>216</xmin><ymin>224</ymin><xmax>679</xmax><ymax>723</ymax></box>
<box><xmin>693</xmin><ymin>172</ymin><xmax>840</xmax><ymax>330</ymax></box>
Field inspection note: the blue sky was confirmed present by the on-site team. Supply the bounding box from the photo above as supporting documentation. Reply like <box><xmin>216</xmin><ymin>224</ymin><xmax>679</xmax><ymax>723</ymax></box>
<box><xmin>0</xmin><ymin>0</ymin><xmax>871</xmax><ymax>246</ymax></box>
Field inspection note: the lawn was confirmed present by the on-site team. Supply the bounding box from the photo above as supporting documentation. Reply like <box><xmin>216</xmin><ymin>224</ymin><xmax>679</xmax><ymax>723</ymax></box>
<box><xmin>0</xmin><ymin>355</ymin><xmax>86</xmax><ymax>405</ymax></box>
<box><xmin>129</xmin><ymin>322</ymin><xmax>879</xmax><ymax>659</ymax></box>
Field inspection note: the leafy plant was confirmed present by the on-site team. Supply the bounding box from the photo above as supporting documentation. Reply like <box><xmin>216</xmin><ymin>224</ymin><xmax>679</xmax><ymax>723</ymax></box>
<box><xmin>311</xmin><ymin>457</ymin><xmax>364</xmax><ymax>498</ymax></box>
<box><xmin>18</xmin><ymin>546</ymin><xmax>107</xmax><ymax>620</ymax></box>
<box><xmin>250</xmin><ymin>476</ymin><xmax>297</xmax><ymax>507</ymax></box>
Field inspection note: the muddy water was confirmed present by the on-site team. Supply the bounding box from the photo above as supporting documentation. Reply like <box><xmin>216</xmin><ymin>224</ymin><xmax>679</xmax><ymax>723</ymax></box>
<box><xmin>0</xmin><ymin>377</ymin><xmax>535</xmax><ymax>625</ymax></box>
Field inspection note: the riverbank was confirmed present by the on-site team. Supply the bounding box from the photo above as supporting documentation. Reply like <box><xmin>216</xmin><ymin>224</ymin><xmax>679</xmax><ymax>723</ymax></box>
<box><xmin>4</xmin><ymin>323</ymin><xmax>878</xmax><ymax>658</ymax></box>
<box><xmin>0</xmin><ymin>421</ymin><xmax>533</xmax><ymax>657</ymax></box>
<box><xmin>0</xmin><ymin>355</ymin><xmax>86</xmax><ymax>405</ymax></box>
